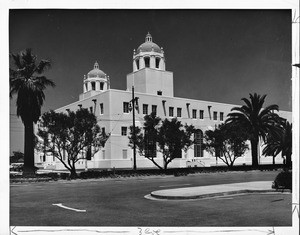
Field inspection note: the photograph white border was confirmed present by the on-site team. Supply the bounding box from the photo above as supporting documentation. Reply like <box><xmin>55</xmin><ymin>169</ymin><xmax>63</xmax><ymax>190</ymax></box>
<box><xmin>1</xmin><ymin>0</ymin><xmax>299</xmax><ymax>234</ymax></box>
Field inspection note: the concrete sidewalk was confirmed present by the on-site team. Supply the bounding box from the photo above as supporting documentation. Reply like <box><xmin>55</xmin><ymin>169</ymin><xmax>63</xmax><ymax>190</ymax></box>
<box><xmin>150</xmin><ymin>181</ymin><xmax>279</xmax><ymax>200</ymax></box>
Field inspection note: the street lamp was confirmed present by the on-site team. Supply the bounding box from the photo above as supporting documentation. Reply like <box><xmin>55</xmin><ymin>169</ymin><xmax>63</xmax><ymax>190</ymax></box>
<box><xmin>129</xmin><ymin>86</ymin><xmax>139</xmax><ymax>171</ymax></box>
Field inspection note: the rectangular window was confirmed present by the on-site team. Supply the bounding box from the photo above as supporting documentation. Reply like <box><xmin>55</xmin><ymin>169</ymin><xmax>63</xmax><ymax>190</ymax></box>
<box><xmin>122</xmin><ymin>149</ymin><xmax>128</xmax><ymax>159</ymax></box>
<box><xmin>155</xmin><ymin>58</ymin><xmax>160</xmax><ymax>69</ymax></box>
<box><xmin>144</xmin><ymin>57</ymin><xmax>150</xmax><ymax>68</ymax></box>
<box><xmin>102</xmin><ymin>127</ymin><xmax>105</xmax><ymax>136</ymax></box>
<box><xmin>152</xmin><ymin>105</ymin><xmax>157</xmax><ymax>115</ymax></box>
<box><xmin>194</xmin><ymin>131</ymin><xmax>204</xmax><ymax>157</ymax></box>
<box><xmin>220</xmin><ymin>112</ymin><xmax>224</xmax><ymax>121</ymax></box>
<box><xmin>143</xmin><ymin>104</ymin><xmax>148</xmax><ymax>115</ymax></box>
<box><xmin>157</xmin><ymin>91</ymin><xmax>162</xmax><ymax>96</ymax></box>
<box><xmin>99</xmin><ymin>103</ymin><xmax>104</xmax><ymax>115</ymax></box>
<box><xmin>91</xmin><ymin>82</ymin><xmax>96</xmax><ymax>91</ymax></box>
<box><xmin>213</xmin><ymin>111</ymin><xmax>218</xmax><ymax>120</ymax></box>
<box><xmin>192</xmin><ymin>109</ymin><xmax>197</xmax><ymax>119</ymax></box>
<box><xmin>200</xmin><ymin>110</ymin><xmax>204</xmax><ymax>119</ymax></box>
<box><xmin>121</xmin><ymin>126</ymin><xmax>127</xmax><ymax>136</ymax></box>
<box><xmin>90</xmin><ymin>106</ymin><xmax>93</xmax><ymax>113</ymax></box>
<box><xmin>102</xmin><ymin>150</ymin><xmax>105</xmax><ymax>159</ymax></box>
<box><xmin>100</xmin><ymin>82</ymin><xmax>104</xmax><ymax>90</ymax></box>
<box><xmin>169</xmin><ymin>107</ymin><xmax>174</xmax><ymax>117</ymax></box>
<box><xmin>145</xmin><ymin>130</ymin><xmax>157</xmax><ymax>158</ymax></box>
<box><xmin>123</xmin><ymin>102</ymin><xmax>129</xmax><ymax>113</ymax></box>
<box><xmin>177</xmin><ymin>108</ymin><xmax>182</xmax><ymax>117</ymax></box>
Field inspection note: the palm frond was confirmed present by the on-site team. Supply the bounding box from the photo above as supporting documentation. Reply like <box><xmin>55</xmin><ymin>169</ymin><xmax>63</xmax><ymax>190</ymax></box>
<box><xmin>10</xmin><ymin>49</ymin><xmax>55</xmax><ymax>123</ymax></box>
<box><xmin>35</xmin><ymin>60</ymin><xmax>51</xmax><ymax>74</ymax></box>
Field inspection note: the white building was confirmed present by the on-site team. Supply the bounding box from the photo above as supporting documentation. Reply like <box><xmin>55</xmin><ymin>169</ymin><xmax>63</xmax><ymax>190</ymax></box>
<box><xmin>36</xmin><ymin>33</ymin><xmax>292</xmax><ymax>170</ymax></box>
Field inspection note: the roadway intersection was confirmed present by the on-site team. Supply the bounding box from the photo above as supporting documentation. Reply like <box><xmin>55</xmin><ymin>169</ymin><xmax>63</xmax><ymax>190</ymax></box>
<box><xmin>10</xmin><ymin>170</ymin><xmax>292</xmax><ymax>226</ymax></box>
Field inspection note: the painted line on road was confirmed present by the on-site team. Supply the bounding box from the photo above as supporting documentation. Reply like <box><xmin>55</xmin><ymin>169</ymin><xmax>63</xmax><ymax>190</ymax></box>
<box><xmin>159</xmin><ymin>184</ymin><xmax>191</xmax><ymax>188</ymax></box>
<box><xmin>52</xmin><ymin>203</ymin><xmax>86</xmax><ymax>212</ymax></box>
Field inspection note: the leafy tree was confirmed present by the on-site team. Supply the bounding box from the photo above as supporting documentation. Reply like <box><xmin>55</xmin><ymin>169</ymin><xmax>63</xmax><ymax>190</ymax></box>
<box><xmin>263</xmin><ymin>120</ymin><xmax>292</xmax><ymax>167</ymax></box>
<box><xmin>204</xmin><ymin>123</ymin><xmax>249</xmax><ymax>167</ymax></box>
<box><xmin>37</xmin><ymin>109</ymin><xmax>108</xmax><ymax>178</ymax></box>
<box><xmin>226</xmin><ymin>93</ymin><xmax>282</xmax><ymax>167</ymax></box>
<box><xmin>129</xmin><ymin>113</ymin><xmax>195</xmax><ymax>170</ymax></box>
<box><xmin>129</xmin><ymin>113</ymin><xmax>162</xmax><ymax>169</ymax></box>
<box><xmin>158</xmin><ymin>118</ymin><xmax>195</xmax><ymax>170</ymax></box>
<box><xmin>10</xmin><ymin>151</ymin><xmax>24</xmax><ymax>164</ymax></box>
<box><xmin>10</xmin><ymin>48</ymin><xmax>55</xmax><ymax>175</ymax></box>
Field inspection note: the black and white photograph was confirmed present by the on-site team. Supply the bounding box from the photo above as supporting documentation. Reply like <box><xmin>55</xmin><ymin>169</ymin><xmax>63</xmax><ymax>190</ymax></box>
<box><xmin>2</xmin><ymin>0</ymin><xmax>299</xmax><ymax>234</ymax></box>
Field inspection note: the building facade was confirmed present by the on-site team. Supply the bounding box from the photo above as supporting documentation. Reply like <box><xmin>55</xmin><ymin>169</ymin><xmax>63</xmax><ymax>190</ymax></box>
<box><xmin>36</xmin><ymin>33</ymin><xmax>292</xmax><ymax>170</ymax></box>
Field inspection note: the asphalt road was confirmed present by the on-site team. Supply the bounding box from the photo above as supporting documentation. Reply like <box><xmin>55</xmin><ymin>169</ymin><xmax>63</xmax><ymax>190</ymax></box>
<box><xmin>10</xmin><ymin>170</ymin><xmax>292</xmax><ymax>226</ymax></box>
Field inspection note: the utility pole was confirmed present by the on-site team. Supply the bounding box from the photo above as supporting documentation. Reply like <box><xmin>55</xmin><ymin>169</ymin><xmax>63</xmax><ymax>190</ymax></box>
<box><xmin>132</xmin><ymin>86</ymin><xmax>137</xmax><ymax>170</ymax></box>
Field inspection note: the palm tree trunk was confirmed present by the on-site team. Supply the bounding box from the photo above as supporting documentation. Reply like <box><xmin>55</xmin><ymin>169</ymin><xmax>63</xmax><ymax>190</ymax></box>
<box><xmin>285</xmin><ymin>153</ymin><xmax>292</xmax><ymax>168</ymax></box>
<box><xmin>23</xmin><ymin>120</ymin><xmax>36</xmax><ymax>177</ymax></box>
<box><xmin>250</xmin><ymin>138</ymin><xmax>259</xmax><ymax>167</ymax></box>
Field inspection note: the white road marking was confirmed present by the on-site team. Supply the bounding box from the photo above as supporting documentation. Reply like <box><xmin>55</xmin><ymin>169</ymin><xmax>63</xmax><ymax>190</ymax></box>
<box><xmin>159</xmin><ymin>184</ymin><xmax>191</xmax><ymax>188</ymax></box>
<box><xmin>52</xmin><ymin>203</ymin><xmax>86</xmax><ymax>212</ymax></box>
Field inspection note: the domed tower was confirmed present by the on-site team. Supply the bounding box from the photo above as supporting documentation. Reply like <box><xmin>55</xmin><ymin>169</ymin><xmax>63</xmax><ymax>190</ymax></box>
<box><xmin>127</xmin><ymin>33</ymin><xmax>173</xmax><ymax>97</ymax></box>
<box><xmin>80</xmin><ymin>61</ymin><xmax>110</xmax><ymax>100</ymax></box>
<box><xmin>133</xmin><ymin>32</ymin><xmax>166</xmax><ymax>71</ymax></box>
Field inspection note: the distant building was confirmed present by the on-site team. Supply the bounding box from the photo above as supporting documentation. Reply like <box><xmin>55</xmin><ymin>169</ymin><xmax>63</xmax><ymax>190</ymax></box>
<box><xmin>36</xmin><ymin>33</ymin><xmax>292</xmax><ymax>170</ymax></box>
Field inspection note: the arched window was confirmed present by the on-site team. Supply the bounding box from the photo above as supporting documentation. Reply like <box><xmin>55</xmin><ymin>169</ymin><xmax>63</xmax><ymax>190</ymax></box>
<box><xmin>194</xmin><ymin>129</ymin><xmax>204</xmax><ymax>157</ymax></box>
<box><xmin>100</xmin><ymin>82</ymin><xmax>104</xmax><ymax>90</ymax></box>
<box><xmin>144</xmin><ymin>57</ymin><xmax>150</xmax><ymax>68</ymax></box>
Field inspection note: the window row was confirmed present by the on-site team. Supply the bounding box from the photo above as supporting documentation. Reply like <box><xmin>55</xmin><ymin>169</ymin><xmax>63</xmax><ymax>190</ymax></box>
<box><xmin>86</xmin><ymin>102</ymin><xmax>224</xmax><ymax>122</ymax></box>
<box><xmin>120</xmin><ymin>127</ymin><xmax>205</xmax><ymax>158</ymax></box>
<box><xmin>123</xmin><ymin>102</ymin><xmax>158</xmax><ymax>115</ymax></box>
<box><xmin>88</xmin><ymin>103</ymin><xmax>104</xmax><ymax>114</ymax></box>
<box><xmin>125</xmin><ymin>102</ymin><xmax>224</xmax><ymax>121</ymax></box>
<box><xmin>135</xmin><ymin>57</ymin><xmax>161</xmax><ymax>70</ymax></box>
<box><xmin>85</xmin><ymin>81</ymin><xmax>105</xmax><ymax>91</ymax></box>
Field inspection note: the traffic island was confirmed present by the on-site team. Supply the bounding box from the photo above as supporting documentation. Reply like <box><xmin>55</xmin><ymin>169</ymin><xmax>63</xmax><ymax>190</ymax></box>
<box><xmin>149</xmin><ymin>181</ymin><xmax>289</xmax><ymax>200</ymax></box>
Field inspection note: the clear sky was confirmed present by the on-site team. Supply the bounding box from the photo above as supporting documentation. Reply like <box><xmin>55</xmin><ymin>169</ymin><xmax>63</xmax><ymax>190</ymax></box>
<box><xmin>9</xmin><ymin>9</ymin><xmax>292</xmax><ymax>154</ymax></box>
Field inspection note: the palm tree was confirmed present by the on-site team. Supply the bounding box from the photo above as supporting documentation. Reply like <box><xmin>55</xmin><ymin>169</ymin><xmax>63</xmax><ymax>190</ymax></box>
<box><xmin>226</xmin><ymin>93</ymin><xmax>282</xmax><ymax>167</ymax></box>
<box><xmin>262</xmin><ymin>120</ymin><xmax>292</xmax><ymax>167</ymax></box>
<box><xmin>10</xmin><ymin>48</ymin><xmax>55</xmax><ymax>176</ymax></box>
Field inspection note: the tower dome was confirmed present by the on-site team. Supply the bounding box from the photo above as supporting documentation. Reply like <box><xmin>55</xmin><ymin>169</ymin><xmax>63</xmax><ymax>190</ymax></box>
<box><xmin>137</xmin><ymin>32</ymin><xmax>162</xmax><ymax>53</ymax></box>
<box><xmin>87</xmin><ymin>61</ymin><xmax>106</xmax><ymax>78</ymax></box>
<box><xmin>83</xmin><ymin>61</ymin><xmax>110</xmax><ymax>94</ymax></box>
<box><xmin>132</xmin><ymin>33</ymin><xmax>165</xmax><ymax>72</ymax></box>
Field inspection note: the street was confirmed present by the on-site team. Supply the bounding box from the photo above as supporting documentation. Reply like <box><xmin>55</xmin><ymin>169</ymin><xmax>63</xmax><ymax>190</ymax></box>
<box><xmin>10</xmin><ymin>170</ymin><xmax>292</xmax><ymax>226</ymax></box>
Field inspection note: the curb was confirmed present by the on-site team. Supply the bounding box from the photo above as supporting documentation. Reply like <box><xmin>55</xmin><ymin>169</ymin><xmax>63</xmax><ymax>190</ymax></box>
<box><xmin>10</xmin><ymin>177</ymin><xmax>54</xmax><ymax>183</ymax></box>
<box><xmin>150</xmin><ymin>189</ymin><xmax>287</xmax><ymax>200</ymax></box>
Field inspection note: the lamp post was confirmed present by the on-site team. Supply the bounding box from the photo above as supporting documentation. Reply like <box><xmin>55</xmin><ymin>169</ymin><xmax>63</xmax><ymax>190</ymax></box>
<box><xmin>132</xmin><ymin>86</ymin><xmax>137</xmax><ymax>170</ymax></box>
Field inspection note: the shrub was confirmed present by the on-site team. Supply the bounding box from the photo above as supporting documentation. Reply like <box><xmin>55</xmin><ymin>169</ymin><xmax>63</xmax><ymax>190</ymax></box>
<box><xmin>79</xmin><ymin>170</ymin><xmax>106</xmax><ymax>179</ymax></box>
<box><xmin>59</xmin><ymin>173</ymin><xmax>70</xmax><ymax>180</ymax></box>
<box><xmin>272</xmin><ymin>169</ymin><xmax>292</xmax><ymax>191</ymax></box>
